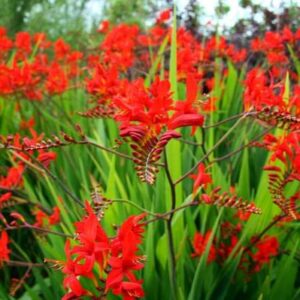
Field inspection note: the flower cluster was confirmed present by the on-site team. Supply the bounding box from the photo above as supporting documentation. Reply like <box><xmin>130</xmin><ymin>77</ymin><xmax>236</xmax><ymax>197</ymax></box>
<box><xmin>191</xmin><ymin>216</ymin><xmax>279</xmax><ymax>274</ymax></box>
<box><xmin>62</xmin><ymin>202</ymin><xmax>146</xmax><ymax>300</ymax></box>
<box><xmin>251</xmin><ymin>26</ymin><xmax>300</xmax><ymax>68</ymax></box>
<box><xmin>0</xmin><ymin>28</ymin><xmax>81</xmax><ymax>100</ymax></box>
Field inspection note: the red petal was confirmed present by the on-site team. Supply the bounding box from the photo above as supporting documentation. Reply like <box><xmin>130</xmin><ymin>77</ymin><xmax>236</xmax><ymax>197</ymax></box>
<box><xmin>168</xmin><ymin>114</ymin><xmax>204</xmax><ymax>129</ymax></box>
<box><xmin>186</xmin><ymin>74</ymin><xmax>198</xmax><ymax>103</ymax></box>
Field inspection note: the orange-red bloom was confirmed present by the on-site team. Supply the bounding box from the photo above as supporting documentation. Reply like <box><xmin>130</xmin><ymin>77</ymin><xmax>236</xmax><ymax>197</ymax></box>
<box><xmin>191</xmin><ymin>230</ymin><xmax>216</xmax><ymax>263</ymax></box>
<box><xmin>0</xmin><ymin>231</ymin><xmax>10</xmax><ymax>265</ymax></box>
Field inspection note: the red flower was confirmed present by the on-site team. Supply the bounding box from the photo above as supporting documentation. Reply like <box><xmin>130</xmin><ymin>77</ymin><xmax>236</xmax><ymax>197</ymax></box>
<box><xmin>189</xmin><ymin>163</ymin><xmax>212</xmax><ymax>194</ymax></box>
<box><xmin>101</xmin><ymin>24</ymin><xmax>139</xmax><ymax>70</ymax></box>
<box><xmin>34</xmin><ymin>206</ymin><xmax>60</xmax><ymax>227</ymax></box>
<box><xmin>282</xmin><ymin>26</ymin><xmax>294</xmax><ymax>43</ymax></box>
<box><xmin>15</xmin><ymin>32</ymin><xmax>31</xmax><ymax>54</ymax></box>
<box><xmin>20</xmin><ymin>117</ymin><xmax>35</xmax><ymax>130</ymax></box>
<box><xmin>114</xmin><ymin>280</ymin><xmax>144</xmax><ymax>300</ymax></box>
<box><xmin>54</xmin><ymin>38</ymin><xmax>70</xmax><ymax>60</ymax></box>
<box><xmin>86</xmin><ymin>64</ymin><xmax>120</xmax><ymax>102</ymax></box>
<box><xmin>49</xmin><ymin>207</ymin><xmax>60</xmax><ymax>225</ymax></box>
<box><xmin>33</xmin><ymin>32</ymin><xmax>50</xmax><ymax>49</ymax></box>
<box><xmin>37</xmin><ymin>152</ymin><xmax>57</xmax><ymax>168</ymax></box>
<box><xmin>156</xmin><ymin>8</ymin><xmax>172</xmax><ymax>23</ymax></box>
<box><xmin>62</xmin><ymin>240</ymin><xmax>87</xmax><ymax>299</ymax></box>
<box><xmin>169</xmin><ymin>74</ymin><xmax>205</xmax><ymax>134</ymax></box>
<box><xmin>0</xmin><ymin>164</ymin><xmax>24</xmax><ymax>189</ymax></box>
<box><xmin>46</xmin><ymin>62</ymin><xmax>68</xmax><ymax>95</ymax></box>
<box><xmin>114</xmin><ymin>77</ymin><xmax>173</xmax><ymax>133</ymax></box>
<box><xmin>72</xmin><ymin>202</ymin><xmax>110</xmax><ymax>274</ymax></box>
<box><xmin>115</xmin><ymin>75</ymin><xmax>204</xmax><ymax>140</ymax></box>
<box><xmin>62</xmin><ymin>203</ymin><xmax>110</xmax><ymax>298</ymax></box>
<box><xmin>234</xmin><ymin>210</ymin><xmax>252</xmax><ymax>221</ymax></box>
<box><xmin>0</xmin><ymin>231</ymin><xmax>10</xmax><ymax>265</ymax></box>
<box><xmin>98</xmin><ymin>20</ymin><xmax>110</xmax><ymax>33</ymax></box>
<box><xmin>218</xmin><ymin>235</ymin><xmax>239</xmax><ymax>261</ymax></box>
<box><xmin>191</xmin><ymin>230</ymin><xmax>216</xmax><ymax>263</ymax></box>
<box><xmin>106</xmin><ymin>214</ymin><xmax>146</xmax><ymax>299</ymax></box>
<box><xmin>251</xmin><ymin>236</ymin><xmax>279</xmax><ymax>272</ymax></box>
<box><xmin>0</xmin><ymin>28</ymin><xmax>13</xmax><ymax>54</ymax></box>
<box><xmin>61</xmin><ymin>205</ymin><xmax>145</xmax><ymax>299</ymax></box>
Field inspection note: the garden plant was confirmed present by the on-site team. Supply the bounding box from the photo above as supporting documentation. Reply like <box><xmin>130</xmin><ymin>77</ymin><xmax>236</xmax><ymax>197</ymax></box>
<box><xmin>0</xmin><ymin>7</ymin><xmax>300</xmax><ymax>300</ymax></box>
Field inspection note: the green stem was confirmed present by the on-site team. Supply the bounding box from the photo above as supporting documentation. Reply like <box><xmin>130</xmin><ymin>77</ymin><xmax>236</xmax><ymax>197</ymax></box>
<box><xmin>112</xmin><ymin>199</ymin><xmax>158</xmax><ymax>217</ymax></box>
<box><xmin>144</xmin><ymin>200</ymin><xmax>198</xmax><ymax>225</ymax></box>
<box><xmin>6</xmin><ymin>260</ymin><xmax>44</xmax><ymax>268</ymax></box>
<box><xmin>211</xmin><ymin>126</ymin><xmax>274</xmax><ymax>164</ymax></box>
<box><xmin>6</xmin><ymin>225</ymin><xmax>73</xmax><ymax>238</ymax></box>
<box><xmin>174</xmin><ymin>115</ymin><xmax>247</xmax><ymax>185</ymax></box>
<box><xmin>164</xmin><ymin>150</ymin><xmax>178</xmax><ymax>300</ymax></box>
